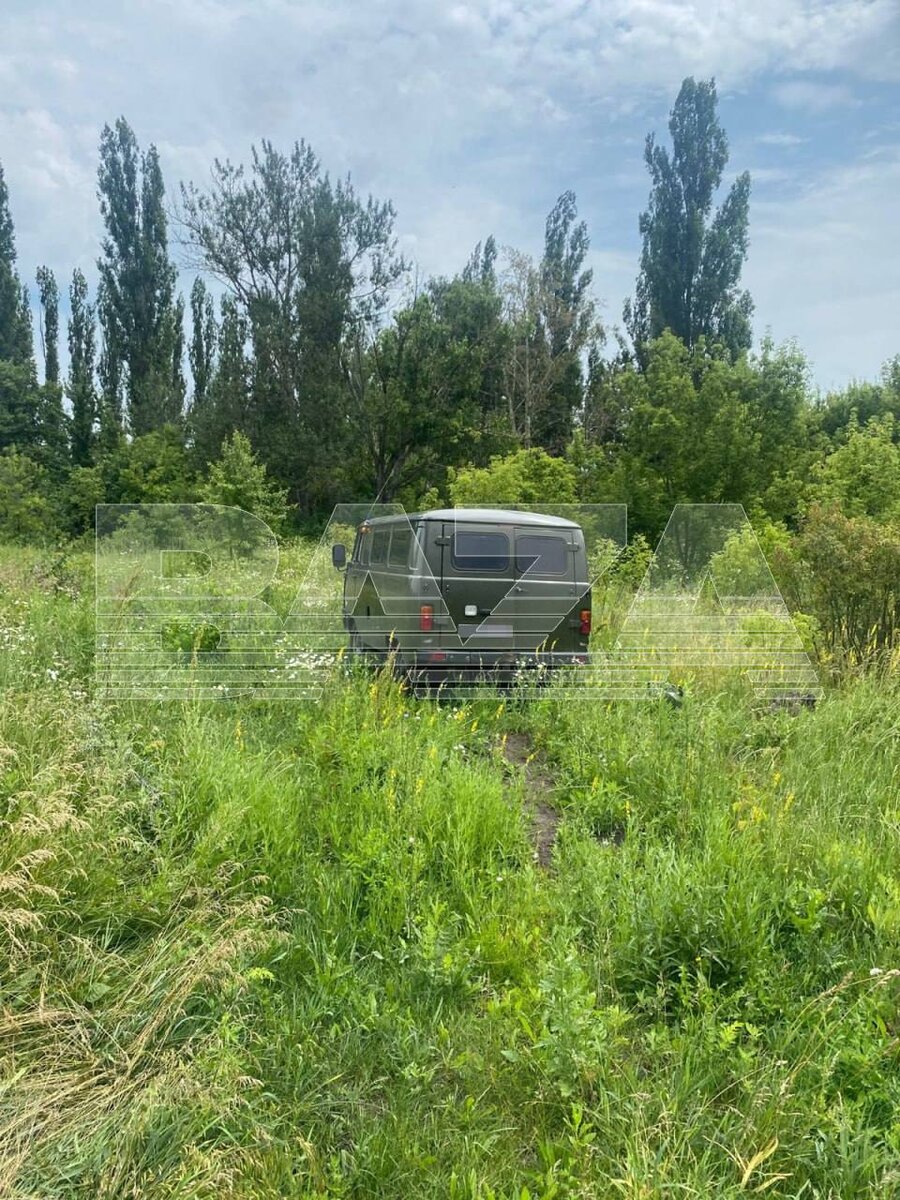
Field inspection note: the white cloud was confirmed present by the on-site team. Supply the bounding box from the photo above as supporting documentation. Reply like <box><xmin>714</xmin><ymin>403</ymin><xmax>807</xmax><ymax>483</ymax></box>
<box><xmin>773</xmin><ymin>80</ymin><xmax>861</xmax><ymax>112</ymax></box>
<box><xmin>745</xmin><ymin>147</ymin><xmax>900</xmax><ymax>390</ymax></box>
<box><xmin>756</xmin><ymin>132</ymin><xmax>807</xmax><ymax>146</ymax></box>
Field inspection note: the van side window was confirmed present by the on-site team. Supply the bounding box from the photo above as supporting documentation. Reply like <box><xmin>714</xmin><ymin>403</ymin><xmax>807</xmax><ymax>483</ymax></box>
<box><xmin>516</xmin><ymin>534</ymin><xmax>568</xmax><ymax>576</ymax></box>
<box><xmin>389</xmin><ymin>526</ymin><xmax>412</xmax><ymax>567</ymax></box>
<box><xmin>370</xmin><ymin>527</ymin><xmax>390</xmax><ymax>565</ymax></box>
<box><xmin>451</xmin><ymin>530</ymin><xmax>509</xmax><ymax>572</ymax></box>
<box><xmin>356</xmin><ymin>527</ymin><xmax>371</xmax><ymax>565</ymax></box>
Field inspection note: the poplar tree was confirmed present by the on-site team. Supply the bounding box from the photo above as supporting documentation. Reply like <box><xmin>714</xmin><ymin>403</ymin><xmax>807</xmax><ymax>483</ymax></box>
<box><xmin>97</xmin><ymin>118</ymin><xmax>183</xmax><ymax>435</ymax></box>
<box><xmin>0</xmin><ymin>160</ymin><xmax>40</xmax><ymax>453</ymax></box>
<box><xmin>189</xmin><ymin>277</ymin><xmax>217</xmax><ymax>407</ymax></box>
<box><xmin>35</xmin><ymin>266</ymin><xmax>67</xmax><ymax>469</ymax></box>
<box><xmin>626</xmin><ymin>77</ymin><xmax>753</xmax><ymax>361</ymax></box>
<box><xmin>68</xmin><ymin>268</ymin><xmax>97</xmax><ymax>465</ymax></box>
<box><xmin>0</xmin><ymin>160</ymin><xmax>33</xmax><ymax>366</ymax></box>
<box><xmin>36</xmin><ymin>266</ymin><xmax>59</xmax><ymax>384</ymax></box>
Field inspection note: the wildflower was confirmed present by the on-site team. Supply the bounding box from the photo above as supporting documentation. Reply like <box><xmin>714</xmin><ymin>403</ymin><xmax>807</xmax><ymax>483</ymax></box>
<box><xmin>870</xmin><ymin>967</ymin><xmax>884</xmax><ymax>977</ymax></box>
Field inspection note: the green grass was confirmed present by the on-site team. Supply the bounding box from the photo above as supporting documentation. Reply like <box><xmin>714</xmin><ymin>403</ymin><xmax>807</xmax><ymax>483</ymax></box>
<box><xmin>1</xmin><ymin>540</ymin><xmax>899</xmax><ymax>1198</ymax></box>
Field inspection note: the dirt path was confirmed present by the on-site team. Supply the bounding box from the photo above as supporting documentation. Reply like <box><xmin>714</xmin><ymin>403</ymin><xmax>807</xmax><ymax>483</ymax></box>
<box><xmin>499</xmin><ymin>732</ymin><xmax>561</xmax><ymax>869</ymax></box>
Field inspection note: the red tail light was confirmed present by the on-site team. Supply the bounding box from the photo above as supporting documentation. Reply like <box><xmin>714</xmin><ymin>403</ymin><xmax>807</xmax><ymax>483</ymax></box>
<box><xmin>579</xmin><ymin>609</ymin><xmax>591</xmax><ymax>635</ymax></box>
<box><xmin>419</xmin><ymin>604</ymin><xmax>434</xmax><ymax>632</ymax></box>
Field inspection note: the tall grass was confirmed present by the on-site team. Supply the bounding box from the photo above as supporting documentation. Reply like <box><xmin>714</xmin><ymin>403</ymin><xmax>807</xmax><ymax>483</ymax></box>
<box><xmin>0</xmin><ymin>540</ymin><xmax>898</xmax><ymax>1197</ymax></box>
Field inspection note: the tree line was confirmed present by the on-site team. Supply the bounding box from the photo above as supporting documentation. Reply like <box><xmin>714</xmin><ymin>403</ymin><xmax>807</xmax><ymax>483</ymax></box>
<box><xmin>1</xmin><ymin>77</ymin><xmax>899</xmax><ymax>667</ymax></box>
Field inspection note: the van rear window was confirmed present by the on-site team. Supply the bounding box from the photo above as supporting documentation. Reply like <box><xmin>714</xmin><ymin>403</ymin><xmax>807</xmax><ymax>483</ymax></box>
<box><xmin>451</xmin><ymin>530</ymin><xmax>509</xmax><ymax>572</ymax></box>
<box><xmin>516</xmin><ymin>534</ymin><xmax>568</xmax><ymax>576</ymax></box>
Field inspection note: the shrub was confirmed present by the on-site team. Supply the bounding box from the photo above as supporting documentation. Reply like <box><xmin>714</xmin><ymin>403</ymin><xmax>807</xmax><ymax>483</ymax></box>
<box><xmin>790</xmin><ymin>503</ymin><xmax>900</xmax><ymax>665</ymax></box>
<box><xmin>448</xmin><ymin>447</ymin><xmax>578</xmax><ymax>505</ymax></box>
<box><xmin>0</xmin><ymin>449</ymin><xmax>57</xmax><ymax>543</ymax></box>
<box><xmin>200</xmin><ymin>432</ymin><xmax>289</xmax><ymax>535</ymax></box>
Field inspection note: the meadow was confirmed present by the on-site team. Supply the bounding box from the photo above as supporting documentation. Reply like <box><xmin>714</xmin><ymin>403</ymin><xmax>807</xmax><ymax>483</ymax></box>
<box><xmin>1</xmin><ymin>539</ymin><xmax>899</xmax><ymax>1199</ymax></box>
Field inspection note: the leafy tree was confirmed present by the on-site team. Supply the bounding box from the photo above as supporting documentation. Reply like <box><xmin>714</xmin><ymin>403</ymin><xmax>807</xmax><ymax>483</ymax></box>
<box><xmin>178</xmin><ymin>139</ymin><xmax>405</xmax><ymax>504</ymax></box>
<box><xmin>0</xmin><ymin>448</ymin><xmax>56</xmax><ymax>542</ymax></box>
<box><xmin>625</xmin><ymin>77</ymin><xmax>752</xmax><ymax>361</ymax></box>
<box><xmin>814</xmin><ymin>363</ymin><xmax>900</xmax><ymax>444</ymax></box>
<box><xmin>190</xmin><ymin>295</ymin><xmax>249</xmax><ymax>468</ymax></box>
<box><xmin>535</xmin><ymin>191</ymin><xmax>597</xmax><ymax>453</ymax></box>
<box><xmin>345</xmin><ymin>269</ymin><xmax>510</xmax><ymax>501</ymax></box>
<box><xmin>189</xmin><ymin>277</ymin><xmax>217</xmax><ymax>408</ymax></box>
<box><xmin>34</xmin><ymin>266</ymin><xmax>67</xmax><ymax>472</ymax></box>
<box><xmin>448</xmin><ymin>447</ymin><xmax>578</xmax><ymax>505</ymax></box>
<box><xmin>36</xmin><ymin>266</ymin><xmax>60</xmax><ymax>385</ymax></box>
<box><xmin>105</xmin><ymin>426</ymin><xmax>194</xmax><ymax>503</ymax></box>
<box><xmin>199</xmin><ymin>431</ymin><xmax>289</xmax><ymax>533</ymax></box>
<box><xmin>0</xmin><ymin>160</ymin><xmax>32</xmax><ymax>366</ymax></box>
<box><xmin>500</xmin><ymin>195</ymin><xmax>598</xmax><ymax>457</ymax></box>
<box><xmin>581</xmin><ymin>333</ymin><xmax>761</xmax><ymax>535</ymax></box>
<box><xmin>67</xmin><ymin>269</ymin><xmax>97</xmax><ymax>466</ymax></box>
<box><xmin>791</xmin><ymin>504</ymin><xmax>900</xmax><ymax>664</ymax></box>
<box><xmin>461</xmin><ymin>236</ymin><xmax>498</xmax><ymax>284</ymax></box>
<box><xmin>62</xmin><ymin>465</ymin><xmax>106</xmax><ymax>537</ymax></box>
<box><xmin>96</xmin><ymin>278</ymin><xmax>124</xmax><ymax>453</ymax></box>
<box><xmin>0</xmin><ymin>360</ymin><xmax>41</xmax><ymax>452</ymax></box>
<box><xmin>97</xmin><ymin>118</ymin><xmax>183</xmax><ymax>435</ymax></box>
<box><xmin>812</xmin><ymin>415</ymin><xmax>900</xmax><ymax>522</ymax></box>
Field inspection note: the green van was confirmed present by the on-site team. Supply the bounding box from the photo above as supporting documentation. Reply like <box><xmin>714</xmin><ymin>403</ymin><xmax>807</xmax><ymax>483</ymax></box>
<box><xmin>331</xmin><ymin>508</ymin><xmax>591</xmax><ymax>683</ymax></box>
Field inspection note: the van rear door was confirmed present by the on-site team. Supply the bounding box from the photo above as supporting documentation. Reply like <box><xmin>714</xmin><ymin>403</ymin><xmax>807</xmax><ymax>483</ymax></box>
<box><xmin>439</xmin><ymin>521</ymin><xmax>516</xmax><ymax>651</ymax></box>
<box><xmin>513</xmin><ymin>526</ymin><xmax>579</xmax><ymax>654</ymax></box>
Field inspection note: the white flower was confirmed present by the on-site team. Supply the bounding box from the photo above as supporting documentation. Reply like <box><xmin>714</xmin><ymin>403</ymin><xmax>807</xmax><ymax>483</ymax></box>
<box><xmin>870</xmin><ymin>967</ymin><xmax>884</xmax><ymax>977</ymax></box>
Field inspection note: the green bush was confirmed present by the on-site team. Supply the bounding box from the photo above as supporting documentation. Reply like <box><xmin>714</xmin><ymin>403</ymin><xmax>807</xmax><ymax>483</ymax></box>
<box><xmin>200</xmin><ymin>431</ymin><xmax>289</xmax><ymax>534</ymax></box>
<box><xmin>0</xmin><ymin>448</ymin><xmax>57</xmax><ymax>542</ymax></box>
<box><xmin>448</xmin><ymin>447</ymin><xmax>578</xmax><ymax>505</ymax></box>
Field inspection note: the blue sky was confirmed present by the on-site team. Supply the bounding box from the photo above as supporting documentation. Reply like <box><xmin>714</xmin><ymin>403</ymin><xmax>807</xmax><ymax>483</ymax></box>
<box><xmin>1</xmin><ymin>0</ymin><xmax>898</xmax><ymax>391</ymax></box>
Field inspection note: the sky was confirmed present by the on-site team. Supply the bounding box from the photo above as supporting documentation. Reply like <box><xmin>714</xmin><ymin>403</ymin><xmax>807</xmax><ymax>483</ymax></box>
<box><xmin>1</xmin><ymin>0</ymin><xmax>899</xmax><ymax>392</ymax></box>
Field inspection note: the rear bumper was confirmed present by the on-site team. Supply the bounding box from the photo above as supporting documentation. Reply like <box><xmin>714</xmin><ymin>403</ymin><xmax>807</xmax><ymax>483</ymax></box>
<box><xmin>351</xmin><ymin>644</ymin><xmax>590</xmax><ymax>684</ymax></box>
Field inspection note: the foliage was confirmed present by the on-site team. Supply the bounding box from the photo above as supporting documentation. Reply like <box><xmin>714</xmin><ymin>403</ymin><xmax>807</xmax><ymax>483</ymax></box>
<box><xmin>105</xmin><ymin>425</ymin><xmax>195</xmax><ymax>504</ymax></box>
<box><xmin>178</xmin><ymin>139</ymin><xmax>405</xmax><ymax>506</ymax></box>
<box><xmin>500</xmin><ymin>191</ymin><xmax>600</xmax><ymax>457</ymax></box>
<box><xmin>35</xmin><ymin>266</ymin><xmax>59</xmax><ymax>385</ymax></box>
<box><xmin>97</xmin><ymin>118</ymin><xmax>183</xmax><ymax>436</ymax></box>
<box><xmin>0</xmin><ymin>160</ymin><xmax>32</xmax><ymax>366</ymax></box>
<box><xmin>448</xmin><ymin>447</ymin><xmax>578</xmax><ymax>506</ymax></box>
<box><xmin>66</xmin><ymin>269</ymin><xmax>96</xmax><ymax>467</ymax></box>
<box><xmin>788</xmin><ymin>503</ymin><xmax>900</xmax><ymax>665</ymax></box>
<box><xmin>347</xmin><ymin>271</ymin><xmax>511</xmax><ymax>501</ymax></box>
<box><xmin>199</xmin><ymin>430</ymin><xmax>289</xmax><ymax>534</ymax></box>
<box><xmin>0</xmin><ymin>449</ymin><xmax>57</xmax><ymax>541</ymax></box>
<box><xmin>626</xmin><ymin>77</ymin><xmax>753</xmax><ymax>360</ymax></box>
<box><xmin>812</xmin><ymin>415</ymin><xmax>900</xmax><ymax>522</ymax></box>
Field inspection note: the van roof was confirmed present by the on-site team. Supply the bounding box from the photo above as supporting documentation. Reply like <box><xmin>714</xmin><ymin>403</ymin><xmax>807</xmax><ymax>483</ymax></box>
<box><xmin>362</xmin><ymin>507</ymin><xmax>581</xmax><ymax>530</ymax></box>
